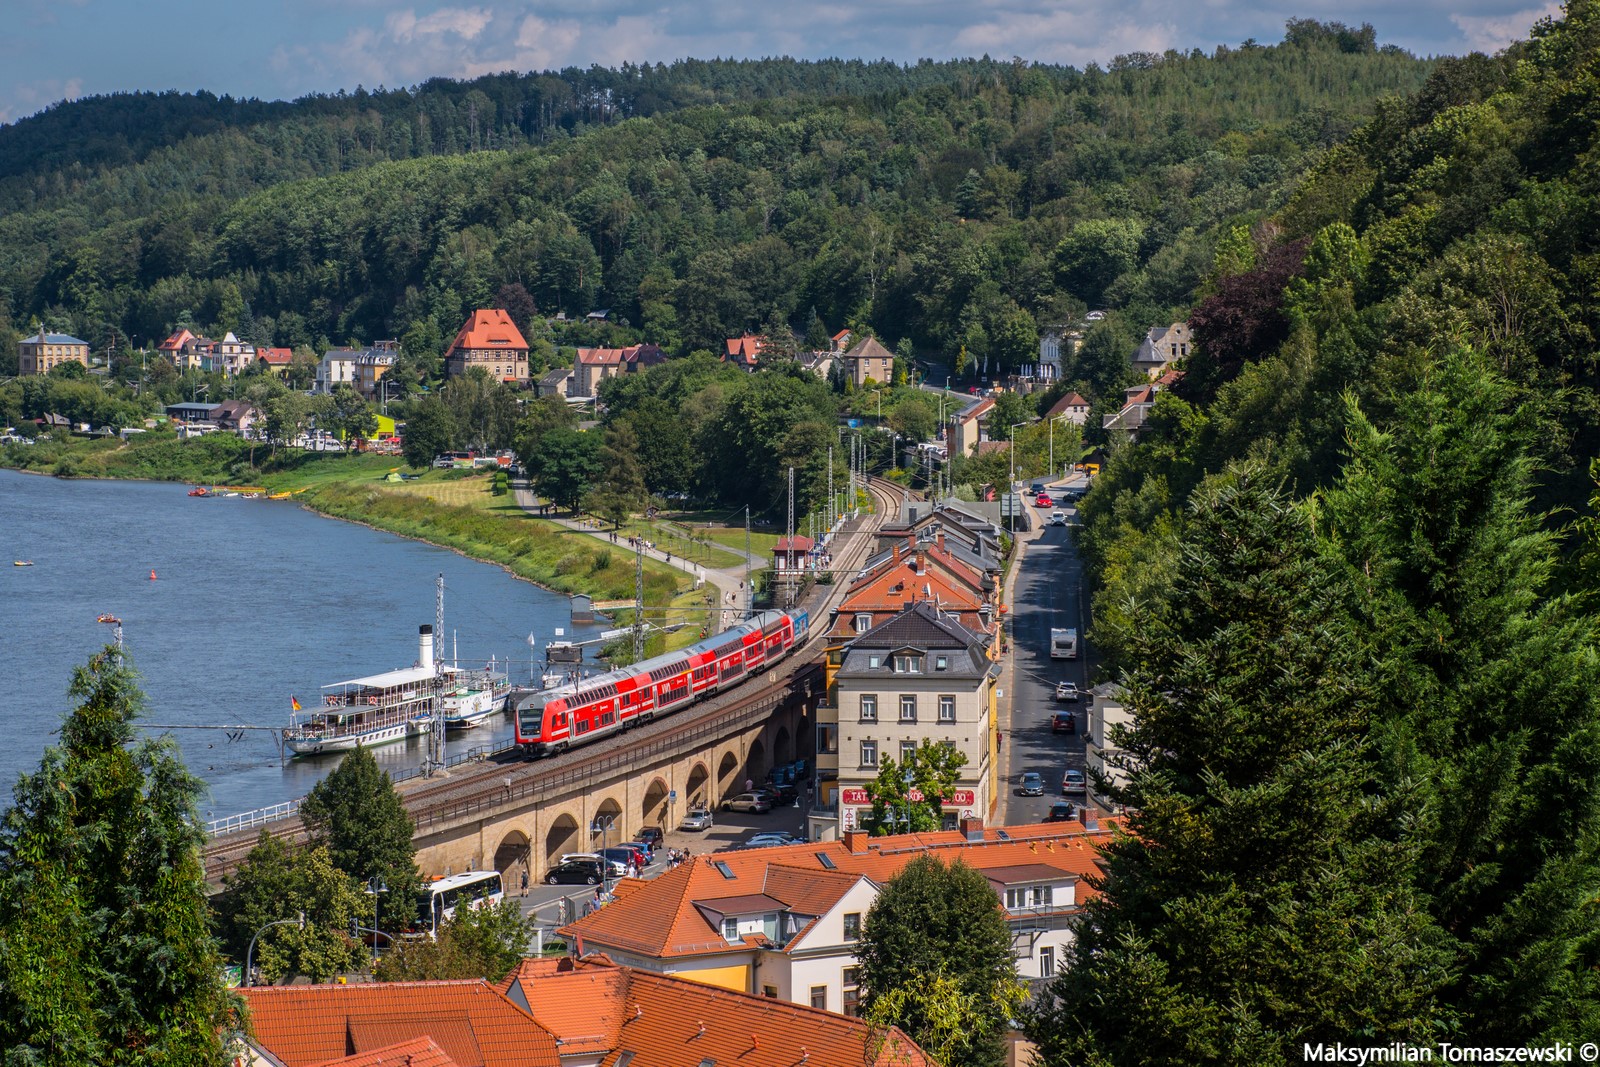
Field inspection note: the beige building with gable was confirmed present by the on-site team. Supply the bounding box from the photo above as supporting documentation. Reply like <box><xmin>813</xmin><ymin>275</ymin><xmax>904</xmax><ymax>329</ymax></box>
<box><xmin>18</xmin><ymin>329</ymin><xmax>90</xmax><ymax>376</ymax></box>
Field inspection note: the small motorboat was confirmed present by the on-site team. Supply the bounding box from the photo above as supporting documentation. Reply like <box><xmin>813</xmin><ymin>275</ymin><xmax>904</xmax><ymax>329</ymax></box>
<box><xmin>268</xmin><ymin>491</ymin><xmax>291</xmax><ymax>500</ymax></box>
<box><xmin>188</xmin><ymin>486</ymin><xmax>209</xmax><ymax>497</ymax></box>
<box><xmin>13</xmin><ymin>560</ymin><xmax>33</xmax><ymax>567</ymax></box>
<box><xmin>97</xmin><ymin>614</ymin><xmax>120</xmax><ymax>624</ymax></box>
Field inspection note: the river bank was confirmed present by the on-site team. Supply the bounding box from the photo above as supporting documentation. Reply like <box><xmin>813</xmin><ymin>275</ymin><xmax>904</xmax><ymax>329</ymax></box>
<box><xmin>0</xmin><ymin>432</ymin><xmax>691</xmax><ymax>614</ymax></box>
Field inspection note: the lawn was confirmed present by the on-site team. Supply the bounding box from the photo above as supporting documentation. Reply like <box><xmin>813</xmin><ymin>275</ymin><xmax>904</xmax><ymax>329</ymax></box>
<box><xmin>610</xmin><ymin>518</ymin><xmax>747</xmax><ymax>570</ymax></box>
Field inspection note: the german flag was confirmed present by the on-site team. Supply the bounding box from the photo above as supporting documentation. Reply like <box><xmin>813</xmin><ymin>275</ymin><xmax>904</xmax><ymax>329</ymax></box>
<box><xmin>291</xmin><ymin>696</ymin><xmax>302</xmax><ymax>712</ymax></box>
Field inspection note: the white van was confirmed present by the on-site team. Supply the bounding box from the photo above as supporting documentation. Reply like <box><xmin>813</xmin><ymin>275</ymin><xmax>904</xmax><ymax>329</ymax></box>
<box><xmin>1051</xmin><ymin>628</ymin><xmax>1079</xmax><ymax>660</ymax></box>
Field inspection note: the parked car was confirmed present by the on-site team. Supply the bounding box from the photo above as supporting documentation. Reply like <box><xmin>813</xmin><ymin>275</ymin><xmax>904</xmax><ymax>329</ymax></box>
<box><xmin>545</xmin><ymin>859</ymin><xmax>603</xmax><ymax>885</ymax></box>
<box><xmin>620</xmin><ymin>839</ymin><xmax>654</xmax><ymax>860</ymax></box>
<box><xmin>1062</xmin><ymin>769</ymin><xmax>1087</xmax><ymax>795</ymax></box>
<box><xmin>1017</xmin><ymin>772</ymin><xmax>1045</xmax><ymax>797</ymax></box>
<box><xmin>680</xmin><ymin>807</ymin><xmax>715</xmax><ymax>831</ymax></box>
<box><xmin>745</xmin><ymin>832</ymin><xmax>805</xmax><ymax>848</ymax></box>
<box><xmin>1045</xmin><ymin>801</ymin><xmax>1075</xmax><ymax>823</ymax></box>
<box><xmin>1052</xmin><ymin>711</ymin><xmax>1076</xmax><ymax>734</ymax></box>
<box><xmin>601</xmin><ymin>846</ymin><xmax>647</xmax><ymax>871</ymax></box>
<box><xmin>723</xmin><ymin>792</ymin><xmax>773</xmax><ymax>814</ymax></box>
<box><xmin>638</xmin><ymin>826</ymin><xmax>665</xmax><ymax>849</ymax></box>
<box><xmin>1055</xmin><ymin>682</ymin><xmax>1081</xmax><ymax>702</ymax></box>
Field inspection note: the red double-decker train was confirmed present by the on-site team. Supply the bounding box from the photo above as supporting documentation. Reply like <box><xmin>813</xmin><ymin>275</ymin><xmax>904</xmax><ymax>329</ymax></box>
<box><xmin>513</xmin><ymin>608</ymin><xmax>810</xmax><ymax>757</ymax></box>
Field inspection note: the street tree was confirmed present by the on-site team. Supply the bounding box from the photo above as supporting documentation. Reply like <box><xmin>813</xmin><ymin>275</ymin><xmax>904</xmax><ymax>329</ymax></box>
<box><xmin>299</xmin><ymin>746</ymin><xmax>423</xmax><ymax>927</ymax></box>
<box><xmin>0</xmin><ymin>646</ymin><xmax>233</xmax><ymax>1064</ymax></box>
<box><xmin>212</xmin><ymin>832</ymin><xmax>369</xmax><ymax>985</ymax></box>
<box><xmin>863</xmin><ymin>742</ymin><xmax>967</xmax><ymax>835</ymax></box>
<box><xmin>375</xmin><ymin>898</ymin><xmax>533</xmax><ymax>983</ymax></box>
<box><xmin>1027</xmin><ymin>465</ymin><xmax>1446</xmax><ymax>1066</ymax></box>
<box><xmin>857</xmin><ymin>855</ymin><xmax>1023</xmax><ymax>1067</ymax></box>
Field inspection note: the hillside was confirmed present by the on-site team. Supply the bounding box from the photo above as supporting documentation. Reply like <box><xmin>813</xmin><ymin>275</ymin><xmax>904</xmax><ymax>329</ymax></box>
<box><xmin>0</xmin><ymin>27</ymin><xmax>1431</xmax><ymax>374</ymax></box>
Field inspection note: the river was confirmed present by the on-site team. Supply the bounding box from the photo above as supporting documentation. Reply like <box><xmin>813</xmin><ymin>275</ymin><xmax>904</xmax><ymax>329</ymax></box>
<box><xmin>0</xmin><ymin>470</ymin><xmax>601</xmax><ymax>820</ymax></box>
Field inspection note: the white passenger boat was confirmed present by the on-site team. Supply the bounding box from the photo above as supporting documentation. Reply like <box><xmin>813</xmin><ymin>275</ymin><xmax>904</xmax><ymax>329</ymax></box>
<box><xmin>441</xmin><ymin>665</ymin><xmax>512</xmax><ymax>731</ymax></box>
<box><xmin>285</xmin><ymin>625</ymin><xmax>441</xmax><ymax>756</ymax></box>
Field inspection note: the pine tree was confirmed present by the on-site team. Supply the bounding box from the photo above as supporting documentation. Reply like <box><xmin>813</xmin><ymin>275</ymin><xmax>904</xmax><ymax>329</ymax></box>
<box><xmin>299</xmin><ymin>746</ymin><xmax>424</xmax><ymax>927</ymax></box>
<box><xmin>1323</xmin><ymin>350</ymin><xmax>1600</xmax><ymax>1038</ymax></box>
<box><xmin>857</xmin><ymin>855</ymin><xmax>1023</xmax><ymax>1067</ymax></box>
<box><xmin>0</xmin><ymin>646</ymin><xmax>233</xmax><ymax>1065</ymax></box>
<box><xmin>1028</xmin><ymin>465</ymin><xmax>1446</xmax><ymax>1066</ymax></box>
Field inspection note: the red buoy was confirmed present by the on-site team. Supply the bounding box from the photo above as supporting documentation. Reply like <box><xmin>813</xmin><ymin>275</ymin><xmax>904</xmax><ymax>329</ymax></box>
<box><xmin>149</xmin><ymin>570</ymin><xmax>157</xmax><ymax>581</ymax></box>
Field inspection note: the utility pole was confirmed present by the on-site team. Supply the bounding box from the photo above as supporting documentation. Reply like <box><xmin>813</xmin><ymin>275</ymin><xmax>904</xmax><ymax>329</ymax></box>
<box><xmin>827</xmin><ymin>445</ymin><xmax>834</xmax><ymax>534</ymax></box>
<box><xmin>743</xmin><ymin>506</ymin><xmax>752</xmax><ymax>620</ymax></box>
<box><xmin>428</xmin><ymin>573</ymin><xmax>445</xmax><ymax>775</ymax></box>
<box><xmin>633</xmin><ymin>536</ymin><xmax>645</xmax><ymax>663</ymax></box>
<box><xmin>786</xmin><ymin>466</ymin><xmax>795</xmax><ymax>607</ymax></box>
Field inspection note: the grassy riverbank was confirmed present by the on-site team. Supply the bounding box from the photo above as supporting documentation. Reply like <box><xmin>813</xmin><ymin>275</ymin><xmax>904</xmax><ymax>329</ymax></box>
<box><xmin>1</xmin><ymin>434</ymin><xmax>692</xmax><ymax>616</ymax></box>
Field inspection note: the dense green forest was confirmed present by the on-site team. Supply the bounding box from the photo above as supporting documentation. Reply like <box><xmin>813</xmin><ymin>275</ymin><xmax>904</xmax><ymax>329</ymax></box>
<box><xmin>0</xmin><ymin>25</ymin><xmax>1430</xmax><ymax>382</ymax></box>
<box><xmin>1028</xmin><ymin>2</ymin><xmax>1600</xmax><ymax>1060</ymax></box>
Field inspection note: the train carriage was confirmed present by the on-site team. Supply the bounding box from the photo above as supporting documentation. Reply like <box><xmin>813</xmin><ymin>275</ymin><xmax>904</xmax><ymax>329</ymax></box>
<box><xmin>513</xmin><ymin>608</ymin><xmax>809</xmax><ymax>758</ymax></box>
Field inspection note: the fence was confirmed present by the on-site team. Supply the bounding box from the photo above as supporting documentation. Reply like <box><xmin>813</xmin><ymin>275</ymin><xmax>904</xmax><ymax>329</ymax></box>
<box><xmin>205</xmin><ymin>800</ymin><xmax>300</xmax><ymax>838</ymax></box>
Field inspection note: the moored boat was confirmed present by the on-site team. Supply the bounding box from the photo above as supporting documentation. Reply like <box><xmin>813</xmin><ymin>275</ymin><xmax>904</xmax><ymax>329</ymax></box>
<box><xmin>97</xmin><ymin>613</ymin><xmax>120</xmax><ymax>624</ymax></box>
<box><xmin>284</xmin><ymin>625</ymin><xmax>441</xmax><ymax>756</ymax></box>
<box><xmin>13</xmin><ymin>560</ymin><xmax>33</xmax><ymax>566</ymax></box>
<box><xmin>441</xmin><ymin>665</ymin><xmax>512</xmax><ymax>731</ymax></box>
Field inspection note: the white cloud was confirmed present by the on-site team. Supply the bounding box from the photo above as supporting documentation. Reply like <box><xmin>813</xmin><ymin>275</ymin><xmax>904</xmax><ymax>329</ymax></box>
<box><xmin>1450</xmin><ymin>1</ymin><xmax>1560</xmax><ymax>53</ymax></box>
<box><xmin>0</xmin><ymin>76</ymin><xmax>81</xmax><ymax>124</ymax></box>
<box><xmin>387</xmin><ymin>6</ymin><xmax>495</xmax><ymax>43</ymax></box>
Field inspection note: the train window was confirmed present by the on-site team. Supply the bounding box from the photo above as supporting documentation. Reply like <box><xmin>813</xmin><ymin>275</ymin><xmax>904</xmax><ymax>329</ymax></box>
<box><xmin>601</xmin><ymin>711</ymin><xmax>617</xmax><ymax>726</ymax></box>
<box><xmin>574</xmin><ymin>718</ymin><xmax>591</xmax><ymax>735</ymax></box>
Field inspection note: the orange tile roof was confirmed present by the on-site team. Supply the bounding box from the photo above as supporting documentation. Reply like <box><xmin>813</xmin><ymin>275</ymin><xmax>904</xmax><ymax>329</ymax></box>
<box><xmin>447</xmin><ymin>309</ymin><xmax>529</xmax><ymax>354</ymax></box>
<box><xmin>239</xmin><ymin>980</ymin><xmax>560</xmax><ymax>1067</ymax></box>
<box><xmin>506</xmin><ymin>958</ymin><xmax>933</xmax><ymax>1067</ymax></box>
<box><xmin>499</xmin><ymin>958</ymin><xmax>629</xmax><ymax>1057</ymax></box>
<box><xmin>561</xmin><ymin>822</ymin><xmax>1116</xmax><ymax>960</ymax></box>
<box><xmin>559</xmin><ymin>856</ymin><xmax>864</xmax><ymax>960</ymax></box>
<box><xmin>723</xmin><ymin>335</ymin><xmax>764</xmax><ymax>363</ymax></box>
<box><xmin>311</xmin><ymin>1036</ymin><xmax>458</xmax><ymax>1067</ymax></box>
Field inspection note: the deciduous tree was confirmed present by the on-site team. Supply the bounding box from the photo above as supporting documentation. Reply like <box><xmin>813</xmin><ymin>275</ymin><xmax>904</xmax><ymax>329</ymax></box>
<box><xmin>299</xmin><ymin>746</ymin><xmax>423</xmax><ymax>928</ymax></box>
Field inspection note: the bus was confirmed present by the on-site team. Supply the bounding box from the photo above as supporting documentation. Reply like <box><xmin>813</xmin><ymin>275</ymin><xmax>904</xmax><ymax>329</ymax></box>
<box><xmin>1050</xmin><ymin>628</ymin><xmax>1079</xmax><ymax>660</ymax></box>
<box><xmin>411</xmin><ymin>870</ymin><xmax>505</xmax><ymax>936</ymax></box>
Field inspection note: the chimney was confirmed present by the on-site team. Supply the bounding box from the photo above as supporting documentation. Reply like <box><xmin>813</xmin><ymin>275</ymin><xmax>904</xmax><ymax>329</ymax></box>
<box><xmin>418</xmin><ymin>625</ymin><xmax>435</xmax><ymax>671</ymax></box>
<box><xmin>1082</xmin><ymin>808</ymin><xmax>1099</xmax><ymax>831</ymax></box>
<box><xmin>960</xmin><ymin>816</ymin><xmax>984</xmax><ymax>842</ymax></box>
<box><xmin>936</xmin><ymin>530</ymin><xmax>946</xmax><ymax>552</ymax></box>
<box><xmin>916</xmin><ymin>547</ymin><xmax>928</xmax><ymax>575</ymax></box>
<box><xmin>892</xmin><ymin>541</ymin><xmax>902</xmax><ymax>564</ymax></box>
<box><xmin>843</xmin><ymin>830</ymin><xmax>869</xmax><ymax>854</ymax></box>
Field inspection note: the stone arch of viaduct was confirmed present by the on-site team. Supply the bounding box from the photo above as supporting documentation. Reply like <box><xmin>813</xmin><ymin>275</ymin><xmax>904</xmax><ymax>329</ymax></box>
<box><xmin>412</xmin><ymin>696</ymin><xmax>807</xmax><ymax>888</ymax></box>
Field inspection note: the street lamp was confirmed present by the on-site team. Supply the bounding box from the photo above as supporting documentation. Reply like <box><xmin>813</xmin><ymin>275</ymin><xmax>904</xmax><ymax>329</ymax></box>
<box><xmin>591</xmin><ymin>815</ymin><xmax>617</xmax><ymax>898</ymax></box>
<box><xmin>1008</xmin><ymin>421</ymin><xmax>1028</xmax><ymax>535</ymax></box>
<box><xmin>365</xmin><ymin>877</ymin><xmax>389</xmax><ymax>968</ymax></box>
<box><xmin>379</xmin><ymin>378</ymin><xmax>399</xmax><ymax>416</ymax></box>
<box><xmin>244</xmin><ymin>912</ymin><xmax>306</xmax><ymax>988</ymax></box>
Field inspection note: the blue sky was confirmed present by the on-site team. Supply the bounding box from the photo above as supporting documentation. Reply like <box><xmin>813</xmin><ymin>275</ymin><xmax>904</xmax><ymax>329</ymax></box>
<box><xmin>1</xmin><ymin>0</ymin><xmax>1564</xmax><ymax>124</ymax></box>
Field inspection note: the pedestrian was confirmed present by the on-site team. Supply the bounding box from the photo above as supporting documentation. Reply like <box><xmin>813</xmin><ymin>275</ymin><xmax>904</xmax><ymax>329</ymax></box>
<box><xmin>520</xmin><ymin>869</ymin><xmax>529</xmax><ymax>898</ymax></box>
<box><xmin>745</xmin><ymin>777</ymin><xmax>753</xmax><ymax>793</ymax></box>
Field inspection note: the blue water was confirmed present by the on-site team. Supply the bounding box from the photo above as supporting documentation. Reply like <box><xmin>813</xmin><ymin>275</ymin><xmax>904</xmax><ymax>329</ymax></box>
<box><xmin>0</xmin><ymin>470</ymin><xmax>600</xmax><ymax>819</ymax></box>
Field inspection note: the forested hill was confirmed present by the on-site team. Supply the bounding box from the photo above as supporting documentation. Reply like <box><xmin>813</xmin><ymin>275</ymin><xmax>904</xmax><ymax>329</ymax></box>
<box><xmin>0</xmin><ymin>24</ymin><xmax>1429</xmax><ymax>371</ymax></box>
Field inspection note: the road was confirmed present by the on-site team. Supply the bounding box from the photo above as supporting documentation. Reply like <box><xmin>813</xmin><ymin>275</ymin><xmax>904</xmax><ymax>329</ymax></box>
<box><xmin>999</xmin><ymin>475</ymin><xmax>1092</xmax><ymax>825</ymax></box>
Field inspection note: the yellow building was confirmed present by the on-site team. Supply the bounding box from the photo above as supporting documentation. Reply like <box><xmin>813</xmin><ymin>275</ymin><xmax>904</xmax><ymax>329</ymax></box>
<box><xmin>19</xmin><ymin>329</ymin><xmax>90</xmax><ymax>376</ymax></box>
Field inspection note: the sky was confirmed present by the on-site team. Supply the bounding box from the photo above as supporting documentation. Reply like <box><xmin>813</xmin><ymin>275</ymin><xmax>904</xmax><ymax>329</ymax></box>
<box><xmin>0</xmin><ymin>0</ymin><xmax>1565</xmax><ymax>125</ymax></box>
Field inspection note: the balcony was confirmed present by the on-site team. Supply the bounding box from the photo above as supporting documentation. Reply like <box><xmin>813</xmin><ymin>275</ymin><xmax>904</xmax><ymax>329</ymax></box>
<box><xmin>815</xmin><ymin>751</ymin><xmax>839</xmax><ymax>773</ymax></box>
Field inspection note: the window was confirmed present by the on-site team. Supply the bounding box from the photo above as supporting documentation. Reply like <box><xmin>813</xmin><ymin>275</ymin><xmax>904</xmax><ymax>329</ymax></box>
<box><xmin>843</xmin><ymin>912</ymin><xmax>861</xmax><ymax>941</ymax></box>
<box><xmin>810</xmin><ymin>985</ymin><xmax>828</xmax><ymax>1010</ymax></box>
<box><xmin>938</xmin><ymin>695</ymin><xmax>956</xmax><ymax>723</ymax></box>
<box><xmin>1005</xmin><ymin>885</ymin><xmax>1051</xmax><ymax>909</ymax></box>
<box><xmin>860</xmin><ymin>740</ymin><xmax>878</xmax><ymax>768</ymax></box>
<box><xmin>899</xmin><ymin>695</ymin><xmax>917</xmax><ymax>723</ymax></box>
<box><xmin>859</xmin><ymin>695</ymin><xmax>878</xmax><ymax>723</ymax></box>
<box><xmin>868</xmin><ymin>655</ymin><xmax>881</xmax><ymax>669</ymax></box>
<box><xmin>762</xmin><ymin>985</ymin><xmax>778</xmax><ymax>998</ymax></box>
<box><xmin>1040</xmin><ymin>946</ymin><xmax>1055</xmax><ymax>977</ymax></box>
<box><xmin>843</xmin><ymin>967</ymin><xmax>861</xmax><ymax>1017</ymax></box>
<box><xmin>935</xmin><ymin>655</ymin><xmax>948</xmax><ymax>671</ymax></box>
<box><xmin>854</xmin><ymin>613</ymin><xmax>872</xmax><ymax>633</ymax></box>
<box><xmin>722</xmin><ymin>918</ymin><xmax>739</xmax><ymax>941</ymax></box>
<box><xmin>893</xmin><ymin>655</ymin><xmax>921</xmax><ymax>674</ymax></box>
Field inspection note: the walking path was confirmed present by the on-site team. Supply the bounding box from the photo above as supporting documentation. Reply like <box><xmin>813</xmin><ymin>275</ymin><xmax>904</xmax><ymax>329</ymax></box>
<box><xmin>512</xmin><ymin>480</ymin><xmax>773</xmax><ymax>634</ymax></box>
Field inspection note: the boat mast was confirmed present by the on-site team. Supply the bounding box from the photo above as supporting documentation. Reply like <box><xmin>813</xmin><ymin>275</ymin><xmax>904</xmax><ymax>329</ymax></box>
<box><xmin>427</xmin><ymin>573</ymin><xmax>446</xmax><ymax>776</ymax></box>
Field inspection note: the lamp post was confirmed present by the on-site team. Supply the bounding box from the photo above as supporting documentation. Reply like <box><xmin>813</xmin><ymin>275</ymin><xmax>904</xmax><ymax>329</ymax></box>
<box><xmin>244</xmin><ymin>912</ymin><xmax>306</xmax><ymax>987</ymax></box>
<box><xmin>1008</xmin><ymin>421</ymin><xmax>1028</xmax><ymax>536</ymax></box>
<box><xmin>365</xmin><ymin>877</ymin><xmax>388</xmax><ymax>968</ymax></box>
<box><xmin>379</xmin><ymin>378</ymin><xmax>398</xmax><ymax>417</ymax></box>
<box><xmin>591</xmin><ymin>815</ymin><xmax>616</xmax><ymax>898</ymax></box>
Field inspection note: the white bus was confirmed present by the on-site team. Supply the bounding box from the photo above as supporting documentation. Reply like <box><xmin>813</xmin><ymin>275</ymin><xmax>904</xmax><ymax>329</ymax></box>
<box><xmin>411</xmin><ymin>870</ymin><xmax>505</xmax><ymax>936</ymax></box>
<box><xmin>1050</xmin><ymin>628</ymin><xmax>1079</xmax><ymax>660</ymax></box>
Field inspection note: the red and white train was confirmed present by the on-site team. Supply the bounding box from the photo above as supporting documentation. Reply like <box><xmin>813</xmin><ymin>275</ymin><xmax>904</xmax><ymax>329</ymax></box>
<box><xmin>513</xmin><ymin>608</ymin><xmax>810</xmax><ymax>757</ymax></box>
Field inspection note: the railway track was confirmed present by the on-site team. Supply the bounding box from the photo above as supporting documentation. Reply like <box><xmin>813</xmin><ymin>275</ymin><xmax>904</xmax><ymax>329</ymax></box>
<box><xmin>204</xmin><ymin>485</ymin><xmax>906</xmax><ymax>883</ymax></box>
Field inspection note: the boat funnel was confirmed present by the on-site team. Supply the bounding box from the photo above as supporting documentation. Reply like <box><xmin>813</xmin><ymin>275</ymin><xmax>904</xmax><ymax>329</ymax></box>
<box><xmin>419</xmin><ymin>625</ymin><xmax>435</xmax><ymax>671</ymax></box>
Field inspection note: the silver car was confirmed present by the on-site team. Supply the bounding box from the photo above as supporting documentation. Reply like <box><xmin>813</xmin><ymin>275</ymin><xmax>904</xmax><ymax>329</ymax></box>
<box><xmin>679</xmin><ymin>807</ymin><xmax>714</xmax><ymax>831</ymax></box>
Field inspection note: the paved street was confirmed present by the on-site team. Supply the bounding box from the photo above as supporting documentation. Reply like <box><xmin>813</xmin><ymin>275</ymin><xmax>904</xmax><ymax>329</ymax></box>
<box><xmin>999</xmin><ymin>476</ymin><xmax>1093</xmax><ymax>826</ymax></box>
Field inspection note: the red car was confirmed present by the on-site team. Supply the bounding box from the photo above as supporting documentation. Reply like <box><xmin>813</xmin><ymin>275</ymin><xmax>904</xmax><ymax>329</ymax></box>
<box><xmin>1035</xmin><ymin>493</ymin><xmax>1054</xmax><ymax>508</ymax></box>
<box><xmin>1052</xmin><ymin>711</ymin><xmax>1076</xmax><ymax>734</ymax></box>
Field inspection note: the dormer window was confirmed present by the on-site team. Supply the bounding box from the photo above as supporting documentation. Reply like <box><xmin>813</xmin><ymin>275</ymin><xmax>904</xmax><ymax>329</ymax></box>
<box><xmin>893</xmin><ymin>655</ymin><xmax>921</xmax><ymax>674</ymax></box>
<box><xmin>854</xmin><ymin>613</ymin><xmax>872</xmax><ymax>633</ymax></box>
<box><xmin>723</xmin><ymin>917</ymin><xmax>739</xmax><ymax>940</ymax></box>
<box><xmin>935</xmin><ymin>655</ymin><xmax>948</xmax><ymax>671</ymax></box>
<box><xmin>868</xmin><ymin>655</ymin><xmax>881</xmax><ymax>669</ymax></box>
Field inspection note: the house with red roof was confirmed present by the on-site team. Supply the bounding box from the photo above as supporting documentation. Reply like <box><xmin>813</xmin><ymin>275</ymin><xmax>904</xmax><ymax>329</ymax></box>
<box><xmin>257</xmin><ymin>346</ymin><xmax>295</xmax><ymax>379</ymax></box>
<box><xmin>1103</xmin><ymin>369</ymin><xmax>1183</xmax><ymax>440</ymax></box>
<box><xmin>499</xmin><ymin>956</ymin><xmax>933</xmax><ymax>1067</ymax></box>
<box><xmin>772</xmin><ymin>535</ymin><xmax>814</xmax><ymax>575</ymax></box>
<box><xmin>1044</xmin><ymin>391</ymin><xmax>1091</xmax><ymax>426</ymax></box>
<box><xmin>445</xmin><ymin>309</ymin><xmax>530</xmax><ymax>384</ymax></box>
<box><xmin>236</xmin><ymin>979</ymin><xmax>562</xmax><ymax>1067</ymax></box>
<box><xmin>572</xmin><ymin>344</ymin><xmax>666</xmax><ymax>398</ymax></box>
<box><xmin>830</xmin><ymin>533</ymin><xmax>993</xmax><ymax>643</ymax></box>
<box><xmin>722</xmin><ymin>334</ymin><xmax>764</xmax><ymax>371</ymax></box>
<box><xmin>948</xmin><ymin>395</ymin><xmax>994</xmax><ymax>458</ymax></box>
<box><xmin>557</xmin><ymin>816</ymin><xmax>1113</xmax><ymax>1010</ymax></box>
<box><xmin>158</xmin><ymin>328</ymin><xmax>203</xmax><ymax>372</ymax></box>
